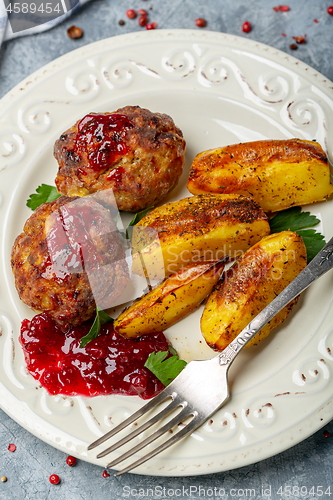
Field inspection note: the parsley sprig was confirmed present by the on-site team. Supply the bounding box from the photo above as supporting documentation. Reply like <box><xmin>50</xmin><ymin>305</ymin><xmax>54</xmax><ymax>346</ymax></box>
<box><xmin>125</xmin><ymin>206</ymin><xmax>153</xmax><ymax>239</ymax></box>
<box><xmin>144</xmin><ymin>347</ymin><xmax>187</xmax><ymax>386</ymax></box>
<box><xmin>269</xmin><ymin>206</ymin><xmax>320</xmax><ymax>232</ymax></box>
<box><xmin>269</xmin><ymin>207</ymin><xmax>326</xmax><ymax>262</ymax></box>
<box><xmin>80</xmin><ymin>307</ymin><xmax>113</xmax><ymax>348</ymax></box>
<box><xmin>26</xmin><ymin>184</ymin><xmax>60</xmax><ymax>210</ymax></box>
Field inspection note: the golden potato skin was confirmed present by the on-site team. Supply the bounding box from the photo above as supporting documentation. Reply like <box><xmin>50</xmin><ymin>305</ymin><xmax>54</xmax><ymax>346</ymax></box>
<box><xmin>11</xmin><ymin>196</ymin><xmax>128</xmax><ymax>327</ymax></box>
<box><xmin>114</xmin><ymin>260</ymin><xmax>225</xmax><ymax>338</ymax></box>
<box><xmin>131</xmin><ymin>194</ymin><xmax>270</xmax><ymax>279</ymax></box>
<box><xmin>187</xmin><ymin>139</ymin><xmax>333</xmax><ymax>212</ymax></box>
<box><xmin>54</xmin><ymin>106</ymin><xmax>186</xmax><ymax>212</ymax></box>
<box><xmin>201</xmin><ymin>231</ymin><xmax>307</xmax><ymax>351</ymax></box>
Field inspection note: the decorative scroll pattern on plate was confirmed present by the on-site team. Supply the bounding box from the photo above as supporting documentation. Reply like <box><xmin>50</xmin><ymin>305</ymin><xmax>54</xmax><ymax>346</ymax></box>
<box><xmin>292</xmin><ymin>358</ymin><xmax>330</xmax><ymax>390</ymax></box>
<box><xmin>0</xmin><ymin>129</ymin><xmax>25</xmax><ymax>168</ymax></box>
<box><xmin>17</xmin><ymin>102</ymin><xmax>51</xmax><ymax>135</ymax></box>
<box><xmin>65</xmin><ymin>68</ymin><xmax>100</xmax><ymax>103</ymax></box>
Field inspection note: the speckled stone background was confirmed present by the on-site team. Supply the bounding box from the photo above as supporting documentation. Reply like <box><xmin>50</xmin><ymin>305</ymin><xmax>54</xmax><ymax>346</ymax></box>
<box><xmin>1</xmin><ymin>1</ymin><xmax>333</xmax><ymax>499</ymax></box>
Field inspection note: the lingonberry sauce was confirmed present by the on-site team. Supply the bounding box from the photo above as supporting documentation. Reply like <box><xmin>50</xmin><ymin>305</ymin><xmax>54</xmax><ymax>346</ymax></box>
<box><xmin>106</xmin><ymin>165</ymin><xmax>125</xmax><ymax>185</ymax></box>
<box><xmin>20</xmin><ymin>313</ymin><xmax>168</xmax><ymax>399</ymax></box>
<box><xmin>75</xmin><ymin>113</ymin><xmax>134</xmax><ymax>172</ymax></box>
<box><xmin>43</xmin><ymin>204</ymin><xmax>105</xmax><ymax>283</ymax></box>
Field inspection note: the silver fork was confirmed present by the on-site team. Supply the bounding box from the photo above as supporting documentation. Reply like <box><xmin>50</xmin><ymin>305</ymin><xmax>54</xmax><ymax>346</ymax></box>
<box><xmin>88</xmin><ymin>236</ymin><xmax>333</xmax><ymax>476</ymax></box>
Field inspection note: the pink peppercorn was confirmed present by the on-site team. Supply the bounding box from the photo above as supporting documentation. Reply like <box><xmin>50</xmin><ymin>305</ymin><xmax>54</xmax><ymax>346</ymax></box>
<box><xmin>146</xmin><ymin>22</ymin><xmax>157</xmax><ymax>30</ymax></box>
<box><xmin>49</xmin><ymin>474</ymin><xmax>60</xmax><ymax>485</ymax></box>
<box><xmin>138</xmin><ymin>15</ymin><xmax>148</xmax><ymax>26</ymax></box>
<box><xmin>126</xmin><ymin>9</ymin><xmax>136</xmax><ymax>19</ymax></box>
<box><xmin>66</xmin><ymin>455</ymin><xmax>77</xmax><ymax>467</ymax></box>
<box><xmin>242</xmin><ymin>21</ymin><xmax>251</xmax><ymax>33</ymax></box>
<box><xmin>327</xmin><ymin>6</ymin><xmax>333</xmax><ymax>15</ymax></box>
<box><xmin>195</xmin><ymin>18</ymin><xmax>207</xmax><ymax>28</ymax></box>
<box><xmin>292</xmin><ymin>35</ymin><xmax>306</xmax><ymax>44</ymax></box>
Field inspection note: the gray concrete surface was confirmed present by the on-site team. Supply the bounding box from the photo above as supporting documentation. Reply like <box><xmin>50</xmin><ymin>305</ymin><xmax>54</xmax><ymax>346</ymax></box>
<box><xmin>1</xmin><ymin>0</ymin><xmax>333</xmax><ymax>498</ymax></box>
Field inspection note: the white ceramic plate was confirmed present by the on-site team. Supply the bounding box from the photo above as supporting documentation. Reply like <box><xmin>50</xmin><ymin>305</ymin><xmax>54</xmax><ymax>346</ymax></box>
<box><xmin>1</xmin><ymin>30</ymin><xmax>333</xmax><ymax>477</ymax></box>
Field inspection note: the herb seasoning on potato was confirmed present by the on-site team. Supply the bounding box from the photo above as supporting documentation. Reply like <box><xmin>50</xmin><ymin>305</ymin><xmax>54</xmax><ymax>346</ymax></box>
<box><xmin>187</xmin><ymin>139</ymin><xmax>333</xmax><ymax>212</ymax></box>
<box><xmin>131</xmin><ymin>193</ymin><xmax>270</xmax><ymax>279</ymax></box>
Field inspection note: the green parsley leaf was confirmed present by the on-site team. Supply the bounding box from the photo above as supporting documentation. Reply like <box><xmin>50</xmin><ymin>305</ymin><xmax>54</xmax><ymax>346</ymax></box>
<box><xmin>26</xmin><ymin>184</ymin><xmax>60</xmax><ymax>210</ymax></box>
<box><xmin>144</xmin><ymin>351</ymin><xmax>187</xmax><ymax>387</ymax></box>
<box><xmin>269</xmin><ymin>206</ymin><xmax>326</xmax><ymax>262</ymax></box>
<box><xmin>295</xmin><ymin>229</ymin><xmax>326</xmax><ymax>262</ymax></box>
<box><xmin>269</xmin><ymin>206</ymin><xmax>320</xmax><ymax>233</ymax></box>
<box><xmin>80</xmin><ymin>306</ymin><xmax>113</xmax><ymax>348</ymax></box>
<box><xmin>125</xmin><ymin>206</ymin><xmax>153</xmax><ymax>239</ymax></box>
<box><xmin>168</xmin><ymin>345</ymin><xmax>178</xmax><ymax>356</ymax></box>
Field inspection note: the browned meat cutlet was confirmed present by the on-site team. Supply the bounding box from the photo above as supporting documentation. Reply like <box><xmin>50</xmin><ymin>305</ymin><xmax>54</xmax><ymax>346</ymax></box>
<box><xmin>54</xmin><ymin>106</ymin><xmax>186</xmax><ymax>212</ymax></box>
<box><xmin>11</xmin><ymin>196</ymin><xmax>129</xmax><ymax>327</ymax></box>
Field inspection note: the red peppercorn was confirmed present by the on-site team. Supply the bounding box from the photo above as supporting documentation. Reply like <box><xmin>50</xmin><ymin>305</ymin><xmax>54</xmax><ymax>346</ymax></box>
<box><xmin>102</xmin><ymin>470</ymin><xmax>110</xmax><ymax>478</ymax></box>
<box><xmin>327</xmin><ymin>6</ymin><xmax>333</xmax><ymax>15</ymax></box>
<box><xmin>289</xmin><ymin>43</ymin><xmax>298</xmax><ymax>50</ymax></box>
<box><xmin>138</xmin><ymin>15</ymin><xmax>148</xmax><ymax>26</ymax></box>
<box><xmin>146</xmin><ymin>22</ymin><xmax>157</xmax><ymax>30</ymax></box>
<box><xmin>195</xmin><ymin>18</ymin><xmax>207</xmax><ymax>28</ymax></box>
<box><xmin>242</xmin><ymin>21</ymin><xmax>251</xmax><ymax>33</ymax></box>
<box><xmin>323</xmin><ymin>430</ymin><xmax>330</xmax><ymax>437</ymax></box>
<box><xmin>138</xmin><ymin>8</ymin><xmax>147</xmax><ymax>15</ymax></box>
<box><xmin>8</xmin><ymin>444</ymin><xmax>16</xmax><ymax>452</ymax></box>
<box><xmin>49</xmin><ymin>474</ymin><xmax>60</xmax><ymax>485</ymax></box>
<box><xmin>279</xmin><ymin>5</ymin><xmax>290</xmax><ymax>11</ymax></box>
<box><xmin>292</xmin><ymin>35</ymin><xmax>306</xmax><ymax>44</ymax></box>
<box><xmin>126</xmin><ymin>9</ymin><xmax>136</xmax><ymax>19</ymax></box>
<box><xmin>66</xmin><ymin>455</ymin><xmax>77</xmax><ymax>467</ymax></box>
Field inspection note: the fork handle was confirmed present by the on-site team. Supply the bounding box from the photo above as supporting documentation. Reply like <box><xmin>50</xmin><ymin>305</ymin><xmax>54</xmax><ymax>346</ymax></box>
<box><xmin>218</xmin><ymin>235</ymin><xmax>333</xmax><ymax>367</ymax></box>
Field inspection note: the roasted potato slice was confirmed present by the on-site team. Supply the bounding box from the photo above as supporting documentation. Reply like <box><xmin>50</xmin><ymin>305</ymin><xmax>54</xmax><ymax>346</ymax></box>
<box><xmin>114</xmin><ymin>260</ymin><xmax>225</xmax><ymax>338</ymax></box>
<box><xmin>201</xmin><ymin>231</ymin><xmax>307</xmax><ymax>350</ymax></box>
<box><xmin>187</xmin><ymin>139</ymin><xmax>333</xmax><ymax>212</ymax></box>
<box><xmin>131</xmin><ymin>193</ymin><xmax>270</xmax><ymax>279</ymax></box>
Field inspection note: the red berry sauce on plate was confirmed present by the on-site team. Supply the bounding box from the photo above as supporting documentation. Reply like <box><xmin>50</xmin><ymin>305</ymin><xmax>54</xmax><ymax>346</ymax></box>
<box><xmin>20</xmin><ymin>313</ymin><xmax>168</xmax><ymax>399</ymax></box>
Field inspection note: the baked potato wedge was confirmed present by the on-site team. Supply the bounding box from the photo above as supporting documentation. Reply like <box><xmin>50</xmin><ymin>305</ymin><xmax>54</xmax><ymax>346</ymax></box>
<box><xmin>201</xmin><ymin>231</ymin><xmax>307</xmax><ymax>350</ymax></box>
<box><xmin>114</xmin><ymin>260</ymin><xmax>225</xmax><ymax>338</ymax></box>
<box><xmin>131</xmin><ymin>193</ymin><xmax>270</xmax><ymax>279</ymax></box>
<box><xmin>187</xmin><ymin>139</ymin><xmax>333</xmax><ymax>212</ymax></box>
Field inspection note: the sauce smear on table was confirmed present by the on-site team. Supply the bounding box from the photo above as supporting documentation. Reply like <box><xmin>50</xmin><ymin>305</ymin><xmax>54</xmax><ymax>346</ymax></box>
<box><xmin>20</xmin><ymin>313</ymin><xmax>167</xmax><ymax>399</ymax></box>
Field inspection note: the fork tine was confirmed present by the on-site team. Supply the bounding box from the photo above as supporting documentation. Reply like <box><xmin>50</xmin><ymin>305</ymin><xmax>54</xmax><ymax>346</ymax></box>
<box><xmin>106</xmin><ymin>405</ymin><xmax>193</xmax><ymax>469</ymax></box>
<box><xmin>113</xmin><ymin>415</ymin><xmax>201</xmax><ymax>476</ymax></box>
<box><xmin>96</xmin><ymin>396</ymin><xmax>183</xmax><ymax>458</ymax></box>
<box><xmin>88</xmin><ymin>389</ymin><xmax>175</xmax><ymax>451</ymax></box>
